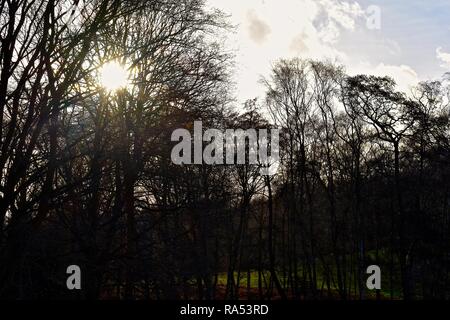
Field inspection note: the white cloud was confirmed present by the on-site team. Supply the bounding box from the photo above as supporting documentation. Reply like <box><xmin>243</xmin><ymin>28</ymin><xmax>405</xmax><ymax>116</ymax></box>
<box><xmin>349</xmin><ymin>62</ymin><xmax>420</xmax><ymax>93</ymax></box>
<box><xmin>207</xmin><ymin>0</ymin><xmax>369</xmax><ymax>102</ymax></box>
<box><xmin>436</xmin><ymin>47</ymin><xmax>450</xmax><ymax>69</ymax></box>
<box><xmin>207</xmin><ymin>0</ymin><xmax>426</xmax><ymax>101</ymax></box>
<box><xmin>319</xmin><ymin>0</ymin><xmax>364</xmax><ymax>31</ymax></box>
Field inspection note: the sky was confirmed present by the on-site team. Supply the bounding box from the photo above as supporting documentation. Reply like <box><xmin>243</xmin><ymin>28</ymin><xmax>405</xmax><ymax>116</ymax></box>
<box><xmin>206</xmin><ymin>0</ymin><xmax>450</xmax><ymax>105</ymax></box>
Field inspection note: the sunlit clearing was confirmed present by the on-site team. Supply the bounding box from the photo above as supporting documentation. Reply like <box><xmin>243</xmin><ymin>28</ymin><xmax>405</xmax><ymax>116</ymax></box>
<box><xmin>99</xmin><ymin>61</ymin><xmax>129</xmax><ymax>91</ymax></box>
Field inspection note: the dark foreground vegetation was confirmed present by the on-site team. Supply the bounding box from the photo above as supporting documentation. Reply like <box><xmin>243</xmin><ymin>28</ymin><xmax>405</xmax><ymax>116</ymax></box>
<box><xmin>0</xmin><ymin>0</ymin><xmax>449</xmax><ymax>300</ymax></box>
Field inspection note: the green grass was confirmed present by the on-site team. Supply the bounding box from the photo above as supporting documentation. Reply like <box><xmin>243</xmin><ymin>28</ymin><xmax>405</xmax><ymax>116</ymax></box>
<box><xmin>215</xmin><ymin>265</ymin><xmax>403</xmax><ymax>300</ymax></box>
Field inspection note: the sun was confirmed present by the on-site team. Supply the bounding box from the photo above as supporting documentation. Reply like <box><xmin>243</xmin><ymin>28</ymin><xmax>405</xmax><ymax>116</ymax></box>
<box><xmin>99</xmin><ymin>61</ymin><xmax>130</xmax><ymax>91</ymax></box>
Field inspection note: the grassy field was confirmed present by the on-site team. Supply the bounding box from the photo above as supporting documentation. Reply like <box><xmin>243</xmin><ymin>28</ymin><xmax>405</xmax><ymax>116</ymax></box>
<box><xmin>214</xmin><ymin>266</ymin><xmax>403</xmax><ymax>300</ymax></box>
